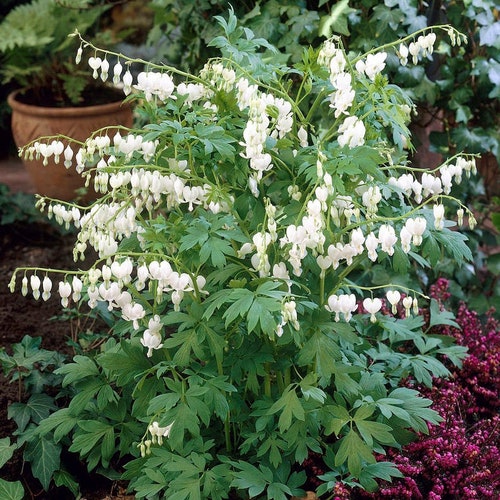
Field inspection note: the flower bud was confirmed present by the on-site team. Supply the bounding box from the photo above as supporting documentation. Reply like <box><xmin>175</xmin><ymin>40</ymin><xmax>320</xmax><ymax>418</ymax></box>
<box><xmin>30</xmin><ymin>275</ymin><xmax>41</xmax><ymax>300</ymax></box>
<box><xmin>42</xmin><ymin>276</ymin><xmax>52</xmax><ymax>301</ymax></box>
<box><xmin>21</xmin><ymin>276</ymin><xmax>28</xmax><ymax>297</ymax></box>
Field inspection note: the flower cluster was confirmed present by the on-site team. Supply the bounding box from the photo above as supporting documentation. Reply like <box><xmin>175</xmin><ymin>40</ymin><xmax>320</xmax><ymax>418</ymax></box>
<box><xmin>12</xmin><ymin>25</ymin><xmax>478</xmax><ymax>351</ymax></box>
<box><xmin>10</xmin><ymin>18</ymin><xmax>478</xmax><ymax>497</ymax></box>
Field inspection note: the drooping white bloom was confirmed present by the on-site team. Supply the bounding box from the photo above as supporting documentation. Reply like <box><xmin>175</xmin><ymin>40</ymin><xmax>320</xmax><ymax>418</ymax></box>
<box><xmin>88</xmin><ymin>56</ymin><xmax>102</xmax><ymax>79</ymax></box>
<box><xmin>405</xmin><ymin>217</ymin><xmax>427</xmax><ymax>246</ymax></box>
<box><xmin>439</xmin><ymin>165</ymin><xmax>453</xmax><ymax>194</ymax></box>
<box><xmin>356</xmin><ymin>52</ymin><xmax>387</xmax><ymax>80</ymax></box>
<box><xmin>316</xmin><ymin>254</ymin><xmax>332</xmax><ymax>274</ymax></box>
<box><xmin>122</xmin><ymin>69</ymin><xmax>133</xmax><ymax>95</ymax></box>
<box><xmin>121</xmin><ymin>301</ymin><xmax>146</xmax><ymax>329</ymax></box>
<box><xmin>100</xmin><ymin>58</ymin><xmax>109</xmax><ymax>82</ymax></box>
<box><xmin>148</xmin><ymin>421</ymin><xmax>173</xmax><ymax>445</ymax></box>
<box><xmin>398</xmin><ymin>43</ymin><xmax>409</xmax><ymax>66</ymax></box>
<box><xmin>272</xmin><ymin>262</ymin><xmax>290</xmax><ymax>281</ymax></box>
<box><xmin>350</xmin><ymin>227</ymin><xmax>365</xmax><ymax>254</ymax></box>
<box><xmin>298</xmin><ymin>126</ymin><xmax>308</xmax><ymax>147</ymax></box>
<box><xmin>329</xmin><ymin>72</ymin><xmax>355</xmax><ymax>117</ymax></box>
<box><xmin>58</xmin><ymin>281</ymin><xmax>72</xmax><ymax>308</ymax></box>
<box><xmin>365</xmin><ymin>232</ymin><xmax>379</xmax><ymax>262</ymax></box>
<box><xmin>399</xmin><ymin>225</ymin><xmax>412</xmax><ymax>253</ymax></box>
<box><xmin>329</xmin><ymin>49</ymin><xmax>347</xmax><ymax>78</ymax></box>
<box><xmin>433</xmin><ymin>203</ymin><xmax>445</xmax><ymax>230</ymax></box>
<box><xmin>402</xmin><ymin>296</ymin><xmax>413</xmax><ymax>317</ymax></box>
<box><xmin>421</xmin><ymin>173</ymin><xmax>442</xmax><ymax>198</ymax></box>
<box><xmin>113</xmin><ymin>61</ymin><xmax>123</xmax><ymax>85</ymax></box>
<box><xmin>30</xmin><ymin>275</ymin><xmax>41</xmax><ymax>300</ymax></box>
<box><xmin>337</xmin><ymin>116</ymin><xmax>366</xmax><ymax>148</ymax></box>
<box><xmin>71</xmin><ymin>276</ymin><xmax>83</xmax><ymax>302</ymax></box>
<box><xmin>75</xmin><ymin>46</ymin><xmax>83</xmax><ymax>65</ymax></box>
<box><xmin>362</xmin><ymin>185</ymin><xmax>382</xmax><ymax>214</ymax></box>
<box><xmin>134</xmin><ymin>71</ymin><xmax>176</xmax><ymax>102</ymax></box>
<box><xmin>141</xmin><ymin>315</ymin><xmax>163</xmax><ymax>357</ymax></box>
<box><xmin>21</xmin><ymin>276</ymin><xmax>28</xmax><ymax>297</ymax></box>
<box><xmin>326</xmin><ymin>293</ymin><xmax>358</xmax><ymax>322</ymax></box>
<box><xmin>42</xmin><ymin>276</ymin><xmax>52</xmax><ymax>301</ymax></box>
<box><xmin>363</xmin><ymin>297</ymin><xmax>382</xmax><ymax>323</ymax></box>
<box><xmin>386</xmin><ymin>290</ymin><xmax>401</xmax><ymax>314</ymax></box>
<box><xmin>378</xmin><ymin>224</ymin><xmax>397</xmax><ymax>256</ymax></box>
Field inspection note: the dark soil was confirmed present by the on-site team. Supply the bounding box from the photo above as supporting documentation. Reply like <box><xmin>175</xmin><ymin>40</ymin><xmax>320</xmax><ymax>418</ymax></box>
<box><xmin>0</xmin><ymin>222</ymin><xmax>133</xmax><ymax>499</ymax></box>
<box><xmin>13</xmin><ymin>85</ymin><xmax>126</xmax><ymax>108</ymax></box>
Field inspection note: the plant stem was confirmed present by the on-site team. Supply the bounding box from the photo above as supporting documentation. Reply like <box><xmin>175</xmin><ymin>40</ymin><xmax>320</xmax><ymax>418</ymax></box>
<box><xmin>264</xmin><ymin>362</ymin><xmax>272</xmax><ymax>398</ymax></box>
<box><xmin>224</xmin><ymin>414</ymin><xmax>232</xmax><ymax>453</ymax></box>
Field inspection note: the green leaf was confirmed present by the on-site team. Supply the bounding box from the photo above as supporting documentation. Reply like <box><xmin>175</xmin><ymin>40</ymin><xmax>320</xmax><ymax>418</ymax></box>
<box><xmin>230</xmin><ymin>461</ymin><xmax>269</xmax><ymax>498</ymax></box>
<box><xmin>319</xmin><ymin>0</ymin><xmax>356</xmax><ymax>36</ymax></box>
<box><xmin>36</xmin><ymin>408</ymin><xmax>79</xmax><ymax>443</ymax></box>
<box><xmin>0</xmin><ymin>479</ymin><xmax>24</xmax><ymax>500</ymax></box>
<box><xmin>269</xmin><ymin>386</ymin><xmax>305</xmax><ymax>433</ymax></box>
<box><xmin>70</xmin><ymin>420</ymin><xmax>115</xmax><ymax>465</ymax></box>
<box><xmin>164</xmin><ymin>329</ymin><xmax>205</xmax><ymax>367</ymax></box>
<box><xmin>24</xmin><ymin>435</ymin><xmax>61</xmax><ymax>491</ymax></box>
<box><xmin>297</xmin><ymin>331</ymin><xmax>340</xmax><ymax>382</ymax></box>
<box><xmin>375</xmin><ymin>398</ymin><xmax>411</xmax><ymax>422</ymax></box>
<box><xmin>148</xmin><ymin>392</ymin><xmax>181</xmax><ymax>415</ymax></box>
<box><xmin>322</xmin><ymin>404</ymin><xmax>350</xmax><ymax>437</ymax></box>
<box><xmin>55</xmin><ymin>355</ymin><xmax>99</xmax><ymax>386</ymax></box>
<box><xmin>334</xmin><ymin>429</ymin><xmax>375</xmax><ymax>477</ymax></box>
<box><xmin>223</xmin><ymin>289</ymin><xmax>254</xmax><ymax>326</ymax></box>
<box><xmin>355</xmin><ymin>419</ymin><xmax>396</xmax><ymax>447</ymax></box>
<box><xmin>0</xmin><ymin>438</ymin><xmax>16</xmax><ymax>469</ymax></box>
<box><xmin>428</xmin><ymin>299</ymin><xmax>460</xmax><ymax>329</ymax></box>
<box><xmin>53</xmin><ymin>469</ymin><xmax>80</xmax><ymax>498</ymax></box>
<box><xmin>8</xmin><ymin>393</ymin><xmax>56</xmax><ymax>433</ymax></box>
<box><xmin>97</xmin><ymin>340</ymin><xmax>151</xmax><ymax>386</ymax></box>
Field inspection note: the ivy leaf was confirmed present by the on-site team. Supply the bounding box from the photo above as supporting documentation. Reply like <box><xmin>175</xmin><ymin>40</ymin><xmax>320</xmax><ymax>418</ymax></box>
<box><xmin>0</xmin><ymin>479</ymin><xmax>24</xmax><ymax>500</ymax></box>
<box><xmin>319</xmin><ymin>0</ymin><xmax>356</xmax><ymax>36</ymax></box>
<box><xmin>479</xmin><ymin>22</ymin><xmax>500</xmax><ymax>47</ymax></box>
<box><xmin>24</xmin><ymin>435</ymin><xmax>61</xmax><ymax>491</ymax></box>
<box><xmin>53</xmin><ymin>470</ymin><xmax>80</xmax><ymax>498</ymax></box>
<box><xmin>8</xmin><ymin>393</ymin><xmax>56</xmax><ymax>433</ymax></box>
<box><xmin>0</xmin><ymin>438</ymin><xmax>16</xmax><ymax>469</ymax></box>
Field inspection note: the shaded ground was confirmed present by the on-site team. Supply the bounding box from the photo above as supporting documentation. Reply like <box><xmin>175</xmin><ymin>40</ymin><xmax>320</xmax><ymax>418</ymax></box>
<box><xmin>0</xmin><ymin>221</ymin><xmax>132</xmax><ymax>499</ymax></box>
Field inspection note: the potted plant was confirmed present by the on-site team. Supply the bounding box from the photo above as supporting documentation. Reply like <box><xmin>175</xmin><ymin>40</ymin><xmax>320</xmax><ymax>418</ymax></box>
<box><xmin>0</xmin><ymin>0</ymin><xmax>134</xmax><ymax>200</ymax></box>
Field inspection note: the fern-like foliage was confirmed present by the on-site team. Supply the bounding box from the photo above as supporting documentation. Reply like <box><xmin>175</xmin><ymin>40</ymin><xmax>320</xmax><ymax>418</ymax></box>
<box><xmin>0</xmin><ymin>0</ymin><xmax>55</xmax><ymax>51</ymax></box>
<box><xmin>0</xmin><ymin>0</ymin><xmax>110</xmax><ymax>104</ymax></box>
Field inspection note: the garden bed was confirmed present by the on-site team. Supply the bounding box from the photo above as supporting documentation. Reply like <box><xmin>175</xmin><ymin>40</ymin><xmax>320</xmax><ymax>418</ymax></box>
<box><xmin>0</xmin><ymin>222</ymin><xmax>131</xmax><ymax>499</ymax></box>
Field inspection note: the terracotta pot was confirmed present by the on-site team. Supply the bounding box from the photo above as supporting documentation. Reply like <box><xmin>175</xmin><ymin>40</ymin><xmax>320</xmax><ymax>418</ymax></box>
<box><xmin>8</xmin><ymin>90</ymin><xmax>133</xmax><ymax>201</ymax></box>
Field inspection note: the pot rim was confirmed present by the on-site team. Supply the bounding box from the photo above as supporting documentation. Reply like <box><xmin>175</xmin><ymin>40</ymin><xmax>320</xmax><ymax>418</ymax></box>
<box><xmin>7</xmin><ymin>89</ymin><xmax>132</xmax><ymax>118</ymax></box>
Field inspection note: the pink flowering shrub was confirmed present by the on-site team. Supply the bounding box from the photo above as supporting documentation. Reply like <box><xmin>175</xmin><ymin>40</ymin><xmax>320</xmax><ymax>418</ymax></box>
<box><xmin>309</xmin><ymin>278</ymin><xmax>500</xmax><ymax>498</ymax></box>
